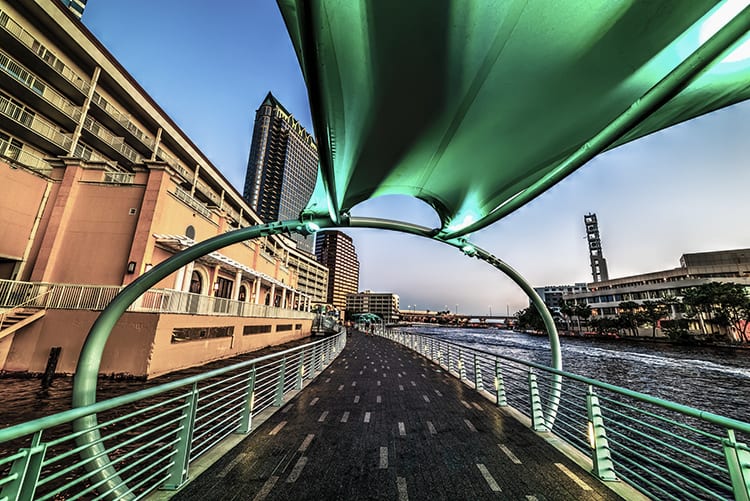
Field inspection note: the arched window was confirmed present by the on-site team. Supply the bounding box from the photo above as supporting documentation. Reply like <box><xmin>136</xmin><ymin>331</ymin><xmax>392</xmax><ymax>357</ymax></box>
<box><xmin>239</xmin><ymin>285</ymin><xmax>247</xmax><ymax>302</ymax></box>
<box><xmin>189</xmin><ymin>270</ymin><xmax>202</xmax><ymax>294</ymax></box>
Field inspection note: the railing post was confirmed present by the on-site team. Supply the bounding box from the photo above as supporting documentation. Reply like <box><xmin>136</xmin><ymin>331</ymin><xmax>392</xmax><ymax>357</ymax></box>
<box><xmin>722</xmin><ymin>429</ymin><xmax>750</xmax><ymax>501</ymax></box>
<box><xmin>274</xmin><ymin>357</ymin><xmax>287</xmax><ymax>406</ymax></box>
<box><xmin>296</xmin><ymin>354</ymin><xmax>304</xmax><ymax>390</ymax></box>
<box><xmin>163</xmin><ymin>382</ymin><xmax>198</xmax><ymax>490</ymax></box>
<box><xmin>1</xmin><ymin>432</ymin><xmax>47</xmax><ymax>501</ymax></box>
<box><xmin>237</xmin><ymin>365</ymin><xmax>256</xmax><ymax>433</ymax></box>
<box><xmin>494</xmin><ymin>359</ymin><xmax>507</xmax><ymax>406</ymax></box>
<box><xmin>528</xmin><ymin>370</ymin><xmax>548</xmax><ymax>432</ymax></box>
<box><xmin>473</xmin><ymin>353</ymin><xmax>483</xmax><ymax>391</ymax></box>
<box><xmin>446</xmin><ymin>345</ymin><xmax>451</xmax><ymax>373</ymax></box>
<box><xmin>458</xmin><ymin>350</ymin><xmax>466</xmax><ymax>380</ymax></box>
<box><xmin>586</xmin><ymin>386</ymin><xmax>617</xmax><ymax>481</ymax></box>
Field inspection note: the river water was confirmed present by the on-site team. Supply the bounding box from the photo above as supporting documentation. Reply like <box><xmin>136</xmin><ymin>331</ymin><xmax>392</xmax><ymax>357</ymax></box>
<box><xmin>1</xmin><ymin>328</ymin><xmax>748</xmax><ymax>428</ymax></box>
<box><xmin>402</xmin><ymin>326</ymin><xmax>750</xmax><ymax>423</ymax></box>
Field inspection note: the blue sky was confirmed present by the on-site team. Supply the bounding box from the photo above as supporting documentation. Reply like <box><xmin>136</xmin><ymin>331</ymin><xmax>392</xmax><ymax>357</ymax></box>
<box><xmin>84</xmin><ymin>1</ymin><xmax>750</xmax><ymax>316</ymax></box>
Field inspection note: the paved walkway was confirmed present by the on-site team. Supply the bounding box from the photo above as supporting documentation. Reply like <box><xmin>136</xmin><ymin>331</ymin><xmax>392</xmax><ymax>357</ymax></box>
<box><xmin>173</xmin><ymin>331</ymin><xmax>622</xmax><ymax>500</ymax></box>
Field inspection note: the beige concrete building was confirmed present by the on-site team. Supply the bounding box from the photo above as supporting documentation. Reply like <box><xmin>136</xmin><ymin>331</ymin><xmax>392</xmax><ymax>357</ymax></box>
<box><xmin>0</xmin><ymin>0</ymin><xmax>328</xmax><ymax>377</ymax></box>
<box><xmin>346</xmin><ymin>291</ymin><xmax>400</xmax><ymax>324</ymax></box>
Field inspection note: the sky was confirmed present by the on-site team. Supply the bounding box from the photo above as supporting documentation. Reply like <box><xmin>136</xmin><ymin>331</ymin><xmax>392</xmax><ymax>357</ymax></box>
<box><xmin>83</xmin><ymin>1</ymin><xmax>750</xmax><ymax>316</ymax></box>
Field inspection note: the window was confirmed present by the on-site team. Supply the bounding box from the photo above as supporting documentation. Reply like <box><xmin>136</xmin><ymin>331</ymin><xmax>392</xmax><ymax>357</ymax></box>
<box><xmin>171</xmin><ymin>326</ymin><xmax>233</xmax><ymax>343</ymax></box>
<box><xmin>243</xmin><ymin>325</ymin><xmax>272</xmax><ymax>335</ymax></box>
<box><xmin>276</xmin><ymin>324</ymin><xmax>293</xmax><ymax>332</ymax></box>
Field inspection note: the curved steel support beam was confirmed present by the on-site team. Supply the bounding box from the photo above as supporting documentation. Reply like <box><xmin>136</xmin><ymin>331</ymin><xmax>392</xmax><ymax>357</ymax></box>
<box><xmin>72</xmin><ymin>215</ymin><xmax>561</xmax><ymax>498</ymax></box>
<box><xmin>71</xmin><ymin>218</ymin><xmax>332</xmax><ymax>500</ymax></box>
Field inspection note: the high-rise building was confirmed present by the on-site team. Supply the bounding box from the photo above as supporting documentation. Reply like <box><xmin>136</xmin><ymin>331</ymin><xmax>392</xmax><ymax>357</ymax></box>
<box><xmin>315</xmin><ymin>231</ymin><xmax>359</xmax><ymax>314</ymax></box>
<box><xmin>584</xmin><ymin>213</ymin><xmax>609</xmax><ymax>282</ymax></box>
<box><xmin>347</xmin><ymin>291</ymin><xmax>400</xmax><ymax>323</ymax></box>
<box><xmin>243</xmin><ymin>92</ymin><xmax>318</xmax><ymax>252</ymax></box>
<box><xmin>0</xmin><ymin>0</ymin><xmax>328</xmax><ymax>376</ymax></box>
<box><xmin>59</xmin><ymin>0</ymin><xmax>86</xmax><ymax>18</ymax></box>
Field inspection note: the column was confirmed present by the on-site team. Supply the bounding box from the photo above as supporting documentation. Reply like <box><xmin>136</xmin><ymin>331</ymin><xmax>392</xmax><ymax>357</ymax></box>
<box><xmin>174</xmin><ymin>265</ymin><xmax>186</xmax><ymax>290</ymax></box>
<box><xmin>269</xmin><ymin>283</ymin><xmax>276</xmax><ymax>306</ymax></box>
<box><xmin>181</xmin><ymin>262</ymin><xmax>194</xmax><ymax>292</ymax></box>
<box><xmin>281</xmin><ymin>288</ymin><xmax>287</xmax><ymax>309</ymax></box>
<box><xmin>232</xmin><ymin>270</ymin><xmax>242</xmax><ymax>300</ymax></box>
<box><xmin>253</xmin><ymin>277</ymin><xmax>261</xmax><ymax>304</ymax></box>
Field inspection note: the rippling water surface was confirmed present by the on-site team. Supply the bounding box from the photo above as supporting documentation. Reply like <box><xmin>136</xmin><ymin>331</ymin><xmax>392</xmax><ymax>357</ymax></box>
<box><xmin>404</xmin><ymin>326</ymin><xmax>750</xmax><ymax>422</ymax></box>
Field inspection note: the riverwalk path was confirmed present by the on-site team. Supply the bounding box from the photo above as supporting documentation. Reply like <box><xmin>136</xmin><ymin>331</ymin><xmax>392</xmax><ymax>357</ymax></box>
<box><xmin>171</xmin><ymin>330</ymin><xmax>624</xmax><ymax>500</ymax></box>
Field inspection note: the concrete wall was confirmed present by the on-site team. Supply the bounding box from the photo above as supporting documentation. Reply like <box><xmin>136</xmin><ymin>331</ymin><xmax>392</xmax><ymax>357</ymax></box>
<box><xmin>0</xmin><ymin>161</ymin><xmax>54</xmax><ymax>279</ymax></box>
<box><xmin>1</xmin><ymin>310</ymin><xmax>155</xmax><ymax>375</ymax></box>
<box><xmin>147</xmin><ymin>315</ymin><xmax>312</xmax><ymax>378</ymax></box>
<box><xmin>0</xmin><ymin>310</ymin><xmax>312</xmax><ymax>378</ymax></box>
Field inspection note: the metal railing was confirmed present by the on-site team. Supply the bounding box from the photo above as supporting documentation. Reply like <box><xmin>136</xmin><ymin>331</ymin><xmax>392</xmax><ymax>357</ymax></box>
<box><xmin>90</xmin><ymin>92</ymin><xmax>154</xmax><ymax>150</ymax></box>
<box><xmin>0</xmin><ymin>139</ymin><xmax>51</xmax><ymax>173</ymax></box>
<box><xmin>0</xmin><ymin>331</ymin><xmax>346</xmax><ymax>500</ymax></box>
<box><xmin>0</xmin><ymin>280</ymin><xmax>314</xmax><ymax>319</ymax></box>
<box><xmin>102</xmin><ymin>171</ymin><xmax>135</xmax><ymax>184</ymax></box>
<box><xmin>378</xmin><ymin>328</ymin><xmax>750</xmax><ymax>501</ymax></box>
<box><xmin>0</xmin><ymin>9</ymin><xmax>90</xmax><ymax>95</ymax></box>
<box><xmin>0</xmin><ymin>48</ymin><xmax>81</xmax><ymax>121</ymax></box>
<box><xmin>0</xmin><ymin>94</ymin><xmax>72</xmax><ymax>150</ymax></box>
<box><xmin>172</xmin><ymin>185</ymin><xmax>214</xmax><ymax>219</ymax></box>
<box><xmin>82</xmin><ymin>116</ymin><xmax>142</xmax><ymax>163</ymax></box>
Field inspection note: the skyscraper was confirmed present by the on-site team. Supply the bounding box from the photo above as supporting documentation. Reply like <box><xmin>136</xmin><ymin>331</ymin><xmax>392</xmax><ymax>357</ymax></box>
<box><xmin>584</xmin><ymin>213</ymin><xmax>609</xmax><ymax>282</ymax></box>
<box><xmin>243</xmin><ymin>92</ymin><xmax>318</xmax><ymax>252</ymax></box>
<box><xmin>59</xmin><ymin>0</ymin><xmax>86</xmax><ymax>18</ymax></box>
<box><xmin>315</xmin><ymin>231</ymin><xmax>360</xmax><ymax>314</ymax></box>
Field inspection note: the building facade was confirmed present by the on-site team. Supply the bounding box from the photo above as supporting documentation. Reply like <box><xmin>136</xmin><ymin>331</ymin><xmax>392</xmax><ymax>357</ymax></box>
<box><xmin>0</xmin><ymin>0</ymin><xmax>327</xmax><ymax>376</ymax></box>
<box><xmin>532</xmin><ymin>283</ymin><xmax>589</xmax><ymax>313</ymax></box>
<box><xmin>314</xmin><ymin>231</ymin><xmax>359</xmax><ymax>314</ymax></box>
<box><xmin>347</xmin><ymin>291</ymin><xmax>400</xmax><ymax>323</ymax></box>
<box><xmin>563</xmin><ymin>249</ymin><xmax>750</xmax><ymax>318</ymax></box>
<box><xmin>243</xmin><ymin>92</ymin><xmax>318</xmax><ymax>253</ymax></box>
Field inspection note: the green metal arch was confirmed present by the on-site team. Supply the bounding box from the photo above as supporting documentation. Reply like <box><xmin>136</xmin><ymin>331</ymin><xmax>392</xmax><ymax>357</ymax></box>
<box><xmin>71</xmin><ymin>217</ymin><xmax>561</xmax><ymax>499</ymax></box>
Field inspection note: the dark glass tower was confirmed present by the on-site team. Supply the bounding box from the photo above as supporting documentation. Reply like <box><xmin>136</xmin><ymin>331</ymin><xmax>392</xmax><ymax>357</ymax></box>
<box><xmin>243</xmin><ymin>92</ymin><xmax>318</xmax><ymax>252</ymax></box>
<box><xmin>314</xmin><ymin>231</ymin><xmax>360</xmax><ymax>313</ymax></box>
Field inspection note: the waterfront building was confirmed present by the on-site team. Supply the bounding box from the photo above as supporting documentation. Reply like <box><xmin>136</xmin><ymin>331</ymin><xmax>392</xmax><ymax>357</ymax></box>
<box><xmin>346</xmin><ymin>290</ymin><xmax>400</xmax><ymax>323</ymax></box>
<box><xmin>0</xmin><ymin>0</ymin><xmax>327</xmax><ymax>377</ymax></box>
<box><xmin>243</xmin><ymin>92</ymin><xmax>318</xmax><ymax>253</ymax></box>
<box><xmin>532</xmin><ymin>283</ymin><xmax>589</xmax><ymax>313</ymax></box>
<box><xmin>314</xmin><ymin>231</ymin><xmax>359</xmax><ymax>315</ymax></box>
<box><xmin>563</xmin><ymin>248</ymin><xmax>750</xmax><ymax>336</ymax></box>
<box><xmin>584</xmin><ymin>213</ymin><xmax>609</xmax><ymax>282</ymax></box>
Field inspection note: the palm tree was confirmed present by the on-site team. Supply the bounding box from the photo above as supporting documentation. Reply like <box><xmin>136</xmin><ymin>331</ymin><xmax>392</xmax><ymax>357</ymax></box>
<box><xmin>574</xmin><ymin>303</ymin><xmax>592</xmax><ymax>334</ymax></box>
<box><xmin>642</xmin><ymin>300</ymin><xmax>669</xmax><ymax>338</ymax></box>
<box><xmin>617</xmin><ymin>301</ymin><xmax>641</xmax><ymax>337</ymax></box>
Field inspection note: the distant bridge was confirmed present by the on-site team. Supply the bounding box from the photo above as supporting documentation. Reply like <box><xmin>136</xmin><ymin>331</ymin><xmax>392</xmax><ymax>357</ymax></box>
<box><xmin>398</xmin><ymin>311</ymin><xmax>515</xmax><ymax>327</ymax></box>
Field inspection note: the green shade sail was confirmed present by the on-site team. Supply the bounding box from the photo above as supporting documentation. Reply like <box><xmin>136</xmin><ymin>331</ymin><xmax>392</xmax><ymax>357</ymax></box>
<box><xmin>278</xmin><ymin>0</ymin><xmax>750</xmax><ymax>239</ymax></box>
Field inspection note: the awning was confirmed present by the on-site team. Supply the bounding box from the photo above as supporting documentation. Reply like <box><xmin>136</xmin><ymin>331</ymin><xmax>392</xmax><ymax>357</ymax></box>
<box><xmin>278</xmin><ymin>1</ymin><xmax>750</xmax><ymax>240</ymax></box>
<box><xmin>152</xmin><ymin>234</ymin><xmax>302</xmax><ymax>294</ymax></box>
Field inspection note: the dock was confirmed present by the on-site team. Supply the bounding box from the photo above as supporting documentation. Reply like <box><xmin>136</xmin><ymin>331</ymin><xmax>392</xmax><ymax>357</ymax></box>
<box><xmin>171</xmin><ymin>331</ymin><xmax>623</xmax><ymax>500</ymax></box>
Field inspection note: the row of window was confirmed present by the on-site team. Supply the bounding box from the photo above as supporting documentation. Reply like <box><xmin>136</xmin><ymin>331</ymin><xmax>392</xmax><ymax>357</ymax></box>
<box><xmin>170</xmin><ymin>323</ymin><xmax>304</xmax><ymax>343</ymax></box>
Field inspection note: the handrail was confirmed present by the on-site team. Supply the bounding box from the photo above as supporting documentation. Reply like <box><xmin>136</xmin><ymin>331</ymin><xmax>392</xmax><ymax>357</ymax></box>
<box><xmin>0</xmin><ymin>331</ymin><xmax>345</xmax><ymax>500</ymax></box>
<box><xmin>398</xmin><ymin>331</ymin><xmax>750</xmax><ymax>434</ymax></box>
<box><xmin>379</xmin><ymin>327</ymin><xmax>750</xmax><ymax>500</ymax></box>
<box><xmin>0</xmin><ymin>332</ymin><xmax>342</xmax><ymax>443</ymax></box>
<box><xmin>0</xmin><ymin>287</ymin><xmax>52</xmax><ymax>331</ymax></box>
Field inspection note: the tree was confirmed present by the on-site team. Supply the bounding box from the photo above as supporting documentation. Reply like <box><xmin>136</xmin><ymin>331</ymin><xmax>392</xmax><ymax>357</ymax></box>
<box><xmin>515</xmin><ymin>307</ymin><xmax>545</xmax><ymax>332</ymax></box>
<box><xmin>642</xmin><ymin>300</ymin><xmax>669</xmax><ymax>338</ymax></box>
<box><xmin>560</xmin><ymin>300</ymin><xmax>575</xmax><ymax>333</ymax></box>
<box><xmin>574</xmin><ymin>303</ymin><xmax>592</xmax><ymax>334</ymax></box>
<box><xmin>683</xmin><ymin>282</ymin><xmax>750</xmax><ymax>342</ymax></box>
<box><xmin>617</xmin><ymin>301</ymin><xmax>641</xmax><ymax>337</ymax></box>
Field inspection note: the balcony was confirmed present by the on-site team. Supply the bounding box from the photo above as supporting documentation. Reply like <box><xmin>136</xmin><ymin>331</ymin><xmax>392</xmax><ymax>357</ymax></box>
<box><xmin>172</xmin><ymin>185</ymin><xmax>213</xmax><ymax>219</ymax></box>
<box><xmin>0</xmin><ymin>48</ymin><xmax>81</xmax><ymax>125</ymax></box>
<box><xmin>156</xmin><ymin>147</ymin><xmax>192</xmax><ymax>180</ymax></box>
<box><xmin>0</xmin><ymin>93</ymin><xmax>72</xmax><ymax>153</ymax></box>
<box><xmin>102</xmin><ymin>171</ymin><xmax>135</xmax><ymax>184</ymax></box>
<box><xmin>82</xmin><ymin>115</ymin><xmax>142</xmax><ymax>164</ymax></box>
<box><xmin>0</xmin><ymin>9</ymin><xmax>89</xmax><ymax>99</ymax></box>
<box><xmin>0</xmin><ymin>137</ymin><xmax>51</xmax><ymax>173</ymax></box>
<box><xmin>90</xmin><ymin>91</ymin><xmax>155</xmax><ymax>153</ymax></box>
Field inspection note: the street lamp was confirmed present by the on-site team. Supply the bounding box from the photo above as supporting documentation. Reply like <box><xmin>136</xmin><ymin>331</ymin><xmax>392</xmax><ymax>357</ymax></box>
<box><xmin>488</xmin><ymin>305</ymin><xmax>492</xmax><ymax>316</ymax></box>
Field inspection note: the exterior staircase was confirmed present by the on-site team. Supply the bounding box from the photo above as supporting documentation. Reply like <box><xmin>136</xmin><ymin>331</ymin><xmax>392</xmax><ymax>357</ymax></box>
<box><xmin>0</xmin><ymin>308</ymin><xmax>45</xmax><ymax>340</ymax></box>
